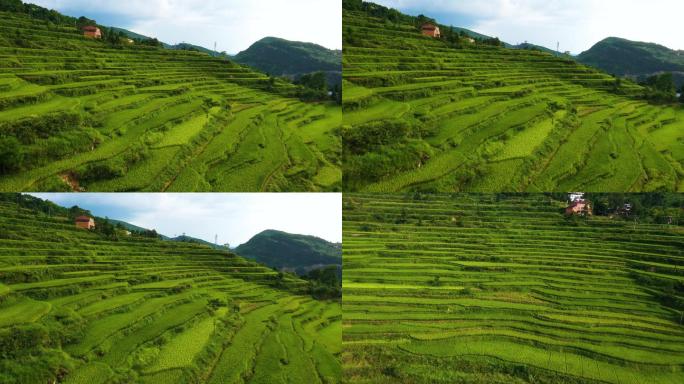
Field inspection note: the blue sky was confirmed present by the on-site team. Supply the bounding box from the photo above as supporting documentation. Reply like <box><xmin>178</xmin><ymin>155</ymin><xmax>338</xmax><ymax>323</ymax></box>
<box><xmin>27</xmin><ymin>0</ymin><xmax>341</xmax><ymax>54</ymax></box>
<box><xmin>29</xmin><ymin>193</ymin><xmax>342</xmax><ymax>247</ymax></box>
<box><xmin>373</xmin><ymin>0</ymin><xmax>683</xmax><ymax>54</ymax></box>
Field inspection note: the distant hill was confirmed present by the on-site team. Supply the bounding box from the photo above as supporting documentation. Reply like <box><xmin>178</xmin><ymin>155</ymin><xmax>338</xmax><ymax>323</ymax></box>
<box><xmin>106</xmin><ymin>219</ymin><xmax>169</xmax><ymax>238</ymax></box>
<box><xmin>169</xmin><ymin>234</ymin><xmax>230</xmax><ymax>251</ymax></box>
<box><xmin>577</xmin><ymin>37</ymin><xmax>684</xmax><ymax>87</ymax></box>
<box><xmin>110</xmin><ymin>27</ymin><xmax>222</xmax><ymax>56</ymax></box>
<box><xmin>235</xmin><ymin>229</ymin><xmax>342</xmax><ymax>275</ymax></box>
<box><xmin>511</xmin><ymin>42</ymin><xmax>572</xmax><ymax>58</ymax></box>
<box><xmin>109</xmin><ymin>26</ymin><xmax>155</xmax><ymax>42</ymax></box>
<box><xmin>107</xmin><ymin>220</ymin><xmax>230</xmax><ymax>250</ymax></box>
<box><xmin>233</xmin><ymin>37</ymin><xmax>342</xmax><ymax>85</ymax></box>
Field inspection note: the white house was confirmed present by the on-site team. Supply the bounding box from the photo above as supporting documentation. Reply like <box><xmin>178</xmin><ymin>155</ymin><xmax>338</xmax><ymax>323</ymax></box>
<box><xmin>568</xmin><ymin>192</ymin><xmax>585</xmax><ymax>202</ymax></box>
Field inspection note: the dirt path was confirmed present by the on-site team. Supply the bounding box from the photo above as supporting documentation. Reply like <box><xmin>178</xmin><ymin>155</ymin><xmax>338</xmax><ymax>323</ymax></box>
<box><xmin>60</xmin><ymin>172</ymin><xmax>84</xmax><ymax>192</ymax></box>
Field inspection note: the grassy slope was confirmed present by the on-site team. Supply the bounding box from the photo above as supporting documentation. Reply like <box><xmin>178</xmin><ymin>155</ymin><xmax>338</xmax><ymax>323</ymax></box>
<box><xmin>0</xmin><ymin>11</ymin><xmax>341</xmax><ymax>192</ymax></box>
<box><xmin>342</xmin><ymin>5</ymin><xmax>684</xmax><ymax>192</ymax></box>
<box><xmin>0</xmin><ymin>200</ymin><xmax>340</xmax><ymax>383</ymax></box>
<box><xmin>342</xmin><ymin>193</ymin><xmax>684</xmax><ymax>384</ymax></box>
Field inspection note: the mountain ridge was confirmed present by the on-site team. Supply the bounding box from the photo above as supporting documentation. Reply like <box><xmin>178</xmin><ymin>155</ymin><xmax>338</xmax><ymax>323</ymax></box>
<box><xmin>235</xmin><ymin>229</ymin><xmax>342</xmax><ymax>276</ymax></box>
<box><xmin>233</xmin><ymin>36</ymin><xmax>342</xmax><ymax>86</ymax></box>
<box><xmin>577</xmin><ymin>36</ymin><xmax>684</xmax><ymax>87</ymax></box>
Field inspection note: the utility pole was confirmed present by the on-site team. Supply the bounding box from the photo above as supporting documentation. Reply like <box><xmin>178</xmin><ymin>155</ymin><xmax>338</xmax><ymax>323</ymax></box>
<box><xmin>214</xmin><ymin>41</ymin><xmax>217</xmax><ymax>57</ymax></box>
<box><xmin>556</xmin><ymin>41</ymin><xmax>559</xmax><ymax>57</ymax></box>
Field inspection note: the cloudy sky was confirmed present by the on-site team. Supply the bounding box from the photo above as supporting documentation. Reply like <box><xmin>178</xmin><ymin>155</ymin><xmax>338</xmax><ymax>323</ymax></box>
<box><xmin>373</xmin><ymin>0</ymin><xmax>683</xmax><ymax>54</ymax></box>
<box><xmin>27</xmin><ymin>0</ymin><xmax>341</xmax><ymax>53</ymax></box>
<box><xmin>30</xmin><ymin>193</ymin><xmax>341</xmax><ymax>247</ymax></box>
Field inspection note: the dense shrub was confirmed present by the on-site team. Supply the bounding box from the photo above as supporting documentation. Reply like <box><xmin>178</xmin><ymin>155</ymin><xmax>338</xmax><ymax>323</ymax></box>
<box><xmin>0</xmin><ymin>112</ymin><xmax>82</xmax><ymax>144</ymax></box>
<box><xmin>0</xmin><ymin>324</ymin><xmax>50</xmax><ymax>359</ymax></box>
<box><xmin>78</xmin><ymin>160</ymin><xmax>125</xmax><ymax>183</ymax></box>
<box><xmin>343</xmin><ymin>119</ymin><xmax>413</xmax><ymax>153</ymax></box>
<box><xmin>0</xmin><ymin>136</ymin><xmax>24</xmax><ymax>174</ymax></box>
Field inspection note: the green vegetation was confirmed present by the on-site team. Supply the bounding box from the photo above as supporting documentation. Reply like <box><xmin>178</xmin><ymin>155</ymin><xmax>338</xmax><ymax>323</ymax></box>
<box><xmin>233</xmin><ymin>36</ymin><xmax>342</xmax><ymax>91</ymax></box>
<box><xmin>342</xmin><ymin>1</ymin><xmax>684</xmax><ymax>192</ymax></box>
<box><xmin>342</xmin><ymin>193</ymin><xmax>684</xmax><ymax>383</ymax></box>
<box><xmin>0</xmin><ymin>5</ymin><xmax>340</xmax><ymax>192</ymax></box>
<box><xmin>641</xmin><ymin>73</ymin><xmax>680</xmax><ymax>103</ymax></box>
<box><xmin>0</xmin><ymin>195</ymin><xmax>340</xmax><ymax>383</ymax></box>
<box><xmin>235</xmin><ymin>229</ymin><xmax>342</xmax><ymax>276</ymax></box>
<box><xmin>577</xmin><ymin>37</ymin><xmax>684</xmax><ymax>88</ymax></box>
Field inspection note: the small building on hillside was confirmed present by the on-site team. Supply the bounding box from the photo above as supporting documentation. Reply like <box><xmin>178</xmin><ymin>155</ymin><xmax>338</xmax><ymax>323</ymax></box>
<box><xmin>421</xmin><ymin>23</ymin><xmax>441</xmax><ymax>38</ymax></box>
<box><xmin>75</xmin><ymin>216</ymin><xmax>95</xmax><ymax>230</ymax></box>
<box><xmin>568</xmin><ymin>192</ymin><xmax>585</xmax><ymax>203</ymax></box>
<box><xmin>616</xmin><ymin>203</ymin><xmax>633</xmax><ymax>216</ymax></box>
<box><xmin>566</xmin><ymin>200</ymin><xmax>592</xmax><ymax>216</ymax></box>
<box><xmin>81</xmin><ymin>26</ymin><xmax>102</xmax><ymax>39</ymax></box>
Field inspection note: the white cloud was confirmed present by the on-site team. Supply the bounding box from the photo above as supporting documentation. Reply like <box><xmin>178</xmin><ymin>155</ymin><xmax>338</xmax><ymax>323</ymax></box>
<box><xmin>374</xmin><ymin>0</ymin><xmax>684</xmax><ymax>53</ymax></box>
<box><xmin>27</xmin><ymin>0</ymin><xmax>341</xmax><ymax>53</ymax></box>
<box><xmin>30</xmin><ymin>193</ymin><xmax>342</xmax><ymax>247</ymax></box>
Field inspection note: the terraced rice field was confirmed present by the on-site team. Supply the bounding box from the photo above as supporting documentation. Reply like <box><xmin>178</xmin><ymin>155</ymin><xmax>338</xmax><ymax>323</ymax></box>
<box><xmin>342</xmin><ymin>193</ymin><xmax>684</xmax><ymax>383</ymax></box>
<box><xmin>342</xmin><ymin>7</ymin><xmax>684</xmax><ymax>192</ymax></box>
<box><xmin>0</xmin><ymin>12</ymin><xmax>341</xmax><ymax>192</ymax></box>
<box><xmin>0</xmin><ymin>200</ymin><xmax>341</xmax><ymax>383</ymax></box>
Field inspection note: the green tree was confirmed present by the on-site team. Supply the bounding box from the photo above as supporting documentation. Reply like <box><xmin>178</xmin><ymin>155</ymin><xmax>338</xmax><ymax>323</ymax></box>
<box><xmin>0</xmin><ymin>136</ymin><xmax>24</xmax><ymax>174</ymax></box>
<box><xmin>96</xmin><ymin>218</ymin><xmax>117</xmax><ymax>240</ymax></box>
<box><xmin>0</xmin><ymin>0</ymin><xmax>24</xmax><ymax>12</ymax></box>
<box><xmin>75</xmin><ymin>16</ymin><xmax>96</xmax><ymax>29</ymax></box>
<box><xmin>295</xmin><ymin>72</ymin><xmax>328</xmax><ymax>101</ymax></box>
<box><xmin>642</xmin><ymin>73</ymin><xmax>677</xmax><ymax>103</ymax></box>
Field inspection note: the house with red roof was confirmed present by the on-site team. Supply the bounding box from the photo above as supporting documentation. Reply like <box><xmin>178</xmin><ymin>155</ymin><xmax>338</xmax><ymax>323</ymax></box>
<box><xmin>81</xmin><ymin>26</ymin><xmax>102</xmax><ymax>39</ymax></box>
<box><xmin>75</xmin><ymin>216</ymin><xmax>95</xmax><ymax>230</ymax></box>
<box><xmin>421</xmin><ymin>23</ymin><xmax>441</xmax><ymax>38</ymax></box>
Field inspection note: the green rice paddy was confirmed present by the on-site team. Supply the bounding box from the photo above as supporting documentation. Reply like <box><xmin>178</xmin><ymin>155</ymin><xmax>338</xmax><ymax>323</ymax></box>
<box><xmin>0</xmin><ymin>11</ymin><xmax>341</xmax><ymax>192</ymax></box>
<box><xmin>342</xmin><ymin>6</ymin><xmax>684</xmax><ymax>192</ymax></box>
<box><xmin>342</xmin><ymin>193</ymin><xmax>684</xmax><ymax>383</ymax></box>
<box><xmin>0</xmin><ymin>200</ymin><xmax>341</xmax><ymax>383</ymax></box>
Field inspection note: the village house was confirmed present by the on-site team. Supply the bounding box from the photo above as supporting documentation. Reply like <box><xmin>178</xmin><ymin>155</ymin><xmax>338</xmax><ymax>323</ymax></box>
<box><xmin>566</xmin><ymin>200</ymin><xmax>592</xmax><ymax>216</ymax></box>
<box><xmin>81</xmin><ymin>26</ymin><xmax>102</xmax><ymax>39</ymax></box>
<box><xmin>421</xmin><ymin>23</ymin><xmax>441</xmax><ymax>38</ymax></box>
<box><xmin>568</xmin><ymin>192</ymin><xmax>585</xmax><ymax>202</ymax></box>
<box><xmin>616</xmin><ymin>203</ymin><xmax>633</xmax><ymax>216</ymax></box>
<box><xmin>75</xmin><ymin>216</ymin><xmax>95</xmax><ymax>230</ymax></box>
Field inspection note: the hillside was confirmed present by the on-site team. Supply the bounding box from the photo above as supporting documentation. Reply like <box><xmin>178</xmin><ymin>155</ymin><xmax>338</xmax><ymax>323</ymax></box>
<box><xmin>234</xmin><ymin>37</ymin><xmax>342</xmax><ymax>86</ymax></box>
<box><xmin>235</xmin><ymin>229</ymin><xmax>342</xmax><ymax>275</ymax></box>
<box><xmin>342</xmin><ymin>1</ymin><xmax>684</xmax><ymax>192</ymax></box>
<box><xmin>170</xmin><ymin>234</ymin><xmax>229</xmax><ymax>251</ymax></box>
<box><xmin>107</xmin><ymin>219</ymin><xmax>168</xmax><ymax>238</ymax></box>
<box><xmin>342</xmin><ymin>193</ymin><xmax>684</xmax><ymax>384</ymax></box>
<box><xmin>110</xmin><ymin>27</ymin><xmax>223</xmax><ymax>56</ymax></box>
<box><xmin>0</xmin><ymin>196</ymin><xmax>341</xmax><ymax>383</ymax></box>
<box><xmin>0</xmin><ymin>7</ymin><xmax>341</xmax><ymax>192</ymax></box>
<box><xmin>578</xmin><ymin>37</ymin><xmax>684</xmax><ymax>87</ymax></box>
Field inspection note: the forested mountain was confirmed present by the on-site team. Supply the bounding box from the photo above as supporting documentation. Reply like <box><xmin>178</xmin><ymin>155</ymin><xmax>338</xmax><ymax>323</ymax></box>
<box><xmin>234</xmin><ymin>37</ymin><xmax>342</xmax><ymax>86</ymax></box>
<box><xmin>578</xmin><ymin>37</ymin><xmax>684</xmax><ymax>87</ymax></box>
<box><xmin>235</xmin><ymin>229</ymin><xmax>342</xmax><ymax>275</ymax></box>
